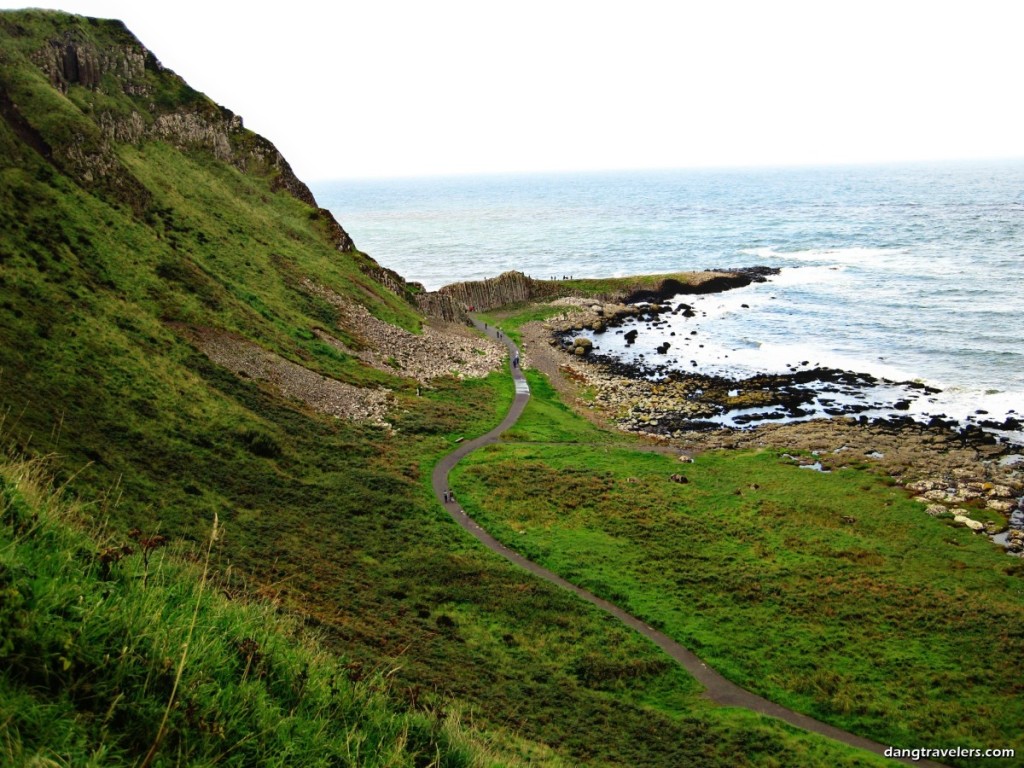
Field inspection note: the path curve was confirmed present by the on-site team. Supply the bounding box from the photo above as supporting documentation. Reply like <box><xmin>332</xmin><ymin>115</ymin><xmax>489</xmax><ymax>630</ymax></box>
<box><xmin>431</xmin><ymin>319</ymin><xmax>946</xmax><ymax>768</ymax></box>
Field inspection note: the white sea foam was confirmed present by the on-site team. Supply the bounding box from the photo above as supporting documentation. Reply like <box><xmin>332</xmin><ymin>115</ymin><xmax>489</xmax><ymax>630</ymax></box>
<box><xmin>740</xmin><ymin>245</ymin><xmax>908</xmax><ymax>265</ymax></box>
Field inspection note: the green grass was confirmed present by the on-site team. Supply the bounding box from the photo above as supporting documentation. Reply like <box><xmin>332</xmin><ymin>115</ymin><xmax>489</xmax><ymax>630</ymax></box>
<box><xmin>477</xmin><ymin>305</ymin><xmax>578</xmax><ymax>346</ymax></box>
<box><xmin>451</xmin><ymin>371</ymin><xmax>1024</xmax><ymax>766</ymax></box>
<box><xmin>0</xmin><ymin>454</ymin><xmax>507</xmax><ymax>768</ymax></box>
<box><xmin>501</xmin><ymin>370</ymin><xmax>620</xmax><ymax>444</ymax></box>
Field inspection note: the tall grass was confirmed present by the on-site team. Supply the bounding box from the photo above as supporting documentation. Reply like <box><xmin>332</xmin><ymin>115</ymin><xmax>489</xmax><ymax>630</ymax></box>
<box><xmin>0</xmin><ymin>453</ymin><xmax>509</xmax><ymax>767</ymax></box>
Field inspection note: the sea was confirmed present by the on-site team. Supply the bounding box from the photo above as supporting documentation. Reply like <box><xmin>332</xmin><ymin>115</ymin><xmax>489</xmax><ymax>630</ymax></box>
<box><xmin>312</xmin><ymin>161</ymin><xmax>1024</xmax><ymax>445</ymax></box>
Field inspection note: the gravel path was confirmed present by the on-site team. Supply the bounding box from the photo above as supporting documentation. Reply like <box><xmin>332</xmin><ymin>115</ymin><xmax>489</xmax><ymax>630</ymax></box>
<box><xmin>432</xmin><ymin>318</ymin><xmax>947</xmax><ymax>768</ymax></box>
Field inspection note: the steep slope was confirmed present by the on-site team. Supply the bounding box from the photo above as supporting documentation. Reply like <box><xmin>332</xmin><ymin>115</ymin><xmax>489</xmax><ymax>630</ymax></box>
<box><xmin>0</xmin><ymin>9</ymin><xmax>429</xmax><ymax>535</ymax></box>
<box><xmin>0</xmin><ymin>11</ymin><xmax>897</xmax><ymax>767</ymax></box>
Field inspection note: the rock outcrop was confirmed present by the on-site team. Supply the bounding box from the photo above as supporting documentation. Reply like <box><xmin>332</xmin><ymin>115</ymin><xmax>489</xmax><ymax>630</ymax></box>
<box><xmin>3</xmin><ymin>12</ymin><xmax>355</xmax><ymax>249</ymax></box>
<box><xmin>417</xmin><ymin>269</ymin><xmax>778</xmax><ymax>322</ymax></box>
<box><xmin>418</xmin><ymin>271</ymin><xmax>556</xmax><ymax>321</ymax></box>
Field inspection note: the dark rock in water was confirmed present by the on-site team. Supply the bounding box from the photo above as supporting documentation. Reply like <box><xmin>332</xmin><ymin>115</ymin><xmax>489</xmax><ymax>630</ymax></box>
<box><xmin>624</xmin><ymin>329</ymin><xmax>638</xmax><ymax>344</ymax></box>
<box><xmin>622</xmin><ymin>268</ymin><xmax>779</xmax><ymax>304</ymax></box>
<box><xmin>988</xmin><ymin>416</ymin><xmax>1024</xmax><ymax>431</ymax></box>
<box><xmin>656</xmin><ymin>342</ymin><xmax>671</xmax><ymax>354</ymax></box>
<box><xmin>894</xmin><ymin>400</ymin><xmax>911</xmax><ymax>411</ymax></box>
<box><xmin>680</xmin><ymin>420</ymin><xmax>726</xmax><ymax>432</ymax></box>
<box><xmin>741</xmin><ymin>304</ymin><xmax>749</xmax><ymax>308</ymax></box>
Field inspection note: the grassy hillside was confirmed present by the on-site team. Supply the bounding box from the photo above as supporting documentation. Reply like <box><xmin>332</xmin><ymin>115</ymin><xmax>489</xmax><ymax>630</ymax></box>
<box><xmin>1</xmin><ymin>454</ymin><xmax>504</xmax><ymax>767</ymax></box>
<box><xmin>0</xmin><ymin>10</ymin><xmax>911</xmax><ymax>767</ymax></box>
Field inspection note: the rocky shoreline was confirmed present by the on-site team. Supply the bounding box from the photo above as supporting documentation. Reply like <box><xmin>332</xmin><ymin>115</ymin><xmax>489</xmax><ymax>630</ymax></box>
<box><xmin>512</xmin><ymin>284</ymin><xmax>1024</xmax><ymax>556</ymax></box>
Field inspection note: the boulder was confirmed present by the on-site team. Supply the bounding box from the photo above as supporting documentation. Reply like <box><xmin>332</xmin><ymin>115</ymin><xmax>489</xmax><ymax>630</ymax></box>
<box><xmin>953</xmin><ymin>514</ymin><xmax>985</xmax><ymax>532</ymax></box>
<box><xmin>987</xmin><ymin>499</ymin><xmax>1015</xmax><ymax>513</ymax></box>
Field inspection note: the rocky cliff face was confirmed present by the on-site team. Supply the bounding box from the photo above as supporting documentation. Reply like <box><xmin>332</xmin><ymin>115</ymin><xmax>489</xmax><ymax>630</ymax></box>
<box><xmin>417</xmin><ymin>271</ymin><xmax>558</xmax><ymax>321</ymax></box>
<box><xmin>1</xmin><ymin>11</ymin><xmax>355</xmax><ymax>251</ymax></box>
<box><xmin>31</xmin><ymin>25</ymin><xmax>147</xmax><ymax>94</ymax></box>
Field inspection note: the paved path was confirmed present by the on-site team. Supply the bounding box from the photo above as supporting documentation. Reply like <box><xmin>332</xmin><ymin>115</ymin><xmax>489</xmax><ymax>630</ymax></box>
<box><xmin>431</xmin><ymin>319</ymin><xmax>946</xmax><ymax>768</ymax></box>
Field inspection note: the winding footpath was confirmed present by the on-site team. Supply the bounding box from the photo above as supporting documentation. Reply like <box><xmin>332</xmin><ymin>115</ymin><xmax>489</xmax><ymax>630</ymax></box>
<box><xmin>431</xmin><ymin>319</ymin><xmax>946</xmax><ymax>768</ymax></box>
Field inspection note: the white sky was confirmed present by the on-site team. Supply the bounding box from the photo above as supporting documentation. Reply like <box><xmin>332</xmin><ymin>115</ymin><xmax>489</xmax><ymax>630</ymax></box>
<box><xmin>2</xmin><ymin>0</ymin><xmax>1022</xmax><ymax>179</ymax></box>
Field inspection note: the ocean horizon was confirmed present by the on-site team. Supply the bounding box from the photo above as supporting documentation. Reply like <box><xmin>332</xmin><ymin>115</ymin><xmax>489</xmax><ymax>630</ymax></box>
<box><xmin>312</xmin><ymin>159</ymin><xmax>1024</xmax><ymax>441</ymax></box>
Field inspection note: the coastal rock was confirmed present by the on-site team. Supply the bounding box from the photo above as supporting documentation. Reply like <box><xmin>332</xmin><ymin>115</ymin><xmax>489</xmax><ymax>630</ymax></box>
<box><xmin>573</xmin><ymin>337</ymin><xmax>593</xmax><ymax>352</ymax></box>
<box><xmin>987</xmin><ymin>499</ymin><xmax>1016</xmax><ymax>514</ymax></box>
<box><xmin>517</xmin><ymin>292</ymin><xmax>1024</xmax><ymax>558</ymax></box>
<box><xmin>953</xmin><ymin>514</ymin><xmax>985</xmax><ymax>532</ymax></box>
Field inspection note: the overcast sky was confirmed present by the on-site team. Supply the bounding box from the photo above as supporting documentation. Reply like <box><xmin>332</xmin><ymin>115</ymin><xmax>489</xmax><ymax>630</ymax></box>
<box><xmin>3</xmin><ymin>0</ymin><xmax>1022</xmax><ymax>179</ymax></box>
